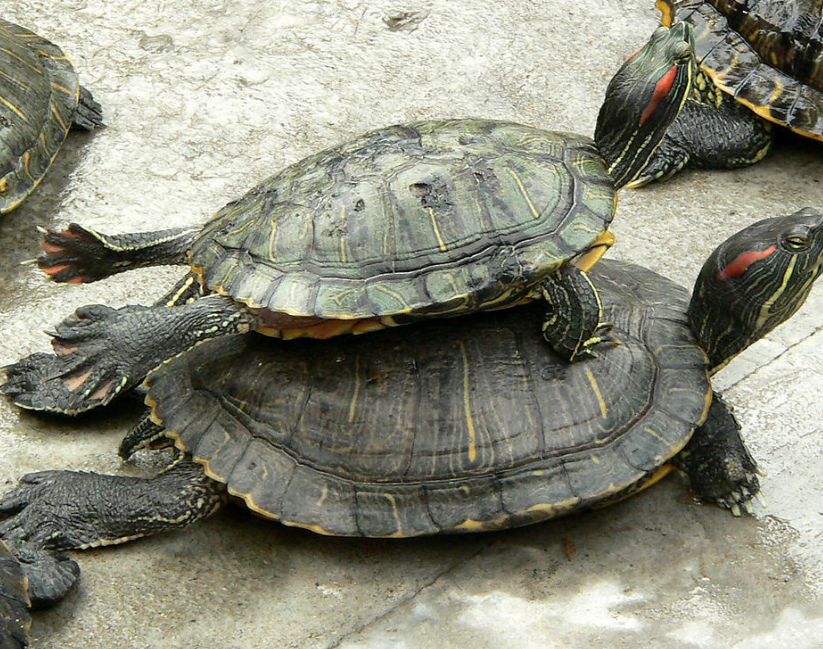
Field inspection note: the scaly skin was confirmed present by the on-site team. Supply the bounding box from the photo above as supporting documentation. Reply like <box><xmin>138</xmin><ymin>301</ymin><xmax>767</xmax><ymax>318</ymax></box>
<box><xmin>629</xmin><ymin>70</ymin><xmax>773</xmax><ymax>187</ymax></box>
<box><xmin>673</xmin><ymin>395</ymin><xmax>760</xmax><ymax>516</ymax></box>
<box><xmin>0</xmin><ymin>461</ymin><xmax>223</xmax><ymax>551</ymax></box>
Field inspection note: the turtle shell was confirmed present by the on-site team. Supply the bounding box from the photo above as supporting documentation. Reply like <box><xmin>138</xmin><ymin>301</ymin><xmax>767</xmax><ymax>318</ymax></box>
<box><xmin>0</xmin><ymin>19</ymin><xmax>83</xmax><ymax>214</ymax></box>
<box><xmin>658</xmin><ymin>0</ymin><xmax>823</xmax><ymax>140</ymax></box>
<box><xmin>189</xmin><ymin>119</ymin><xmax>616</xmax><ymax>322</ymax></box>
<box><xmin>0</xmin><ymin>539</ymin><xmax>30</xmax><ymax>649</ymax></box>
<box><xmin>146</xmin><ymin>259</ymin><xmax>711</xmax><ymax>537</ymax></box>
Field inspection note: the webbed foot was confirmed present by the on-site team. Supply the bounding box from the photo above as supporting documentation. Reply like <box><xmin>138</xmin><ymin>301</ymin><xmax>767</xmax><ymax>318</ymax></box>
<box><xmin>1</xmin><ymin>352</ymin><xmax>110</xmax><ymax>414</ymax></box>
<box><xmin>37</xmin><ymin>223</ymin><xmax>122</xmax><ymax>284</ymax></box>
<box><xmin>36</xmin><ymin>223</ymin><xmax>199</xmax><ymax>283</ymax></box>
<box><xmin>673</xmin><ymin>394</ymin><xmax>761</xmax><ymax>516</ymax></box>
<box><xmin>44</xmin><ymin>304</ymin><xmax>139</xmax><ymax>410</ymax></box>
<box><xmin>0</xmin><ymin>471</ymin><xmax>110</xmax><ymax>550</ymax></box>
<box><xmin>72</xmin><ymin>86</ymin><xmax>104</xmax><ymax>131</ymax></box>
<box><xmin>5</xmin><ymin>296</ymin><xmax>254</xmax><ymax>414</ymax></box>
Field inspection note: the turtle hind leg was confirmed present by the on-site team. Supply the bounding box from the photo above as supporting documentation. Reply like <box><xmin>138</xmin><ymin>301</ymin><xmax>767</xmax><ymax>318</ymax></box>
<box><xmin>1</xmin><ymin>273</ymin><xmax>211</xmax><ymax>415</ymax></box>
<box><xmin>71</xmin><ymin>86</ymin><xmax>104</xmax><ymax>131</ymax></box>
<box><xmin>628</xmin><ymin>71</ymin><xmax>773</xmax><ymax>187</ymax></box>
<box><xmin>38</xmin><ymin>223</ymin><xmax>200</xmax><ymax>284</ymax></box>
<box><xmin>540</xmin><ymin>264</ymin><xmax>617</xmax><ymax>363</ymax></box>
<box><xmin>673</xmin><ymin>394</ymin><xmax>760</xmax><ymax>516</ymax></box>
<box><xmin>0</xmin><ymin>460</ymin><xmax>224</xmax><ymax>551</ymax></box>
<box><xmin>31</xmin><ymin>294</ymin><xmax>255</xmax><ymax>414</ymax></box>
<box><xmin>0</xmin><ymin>273</ymin><xmax>203</xmax><ymax>412</ymax></box>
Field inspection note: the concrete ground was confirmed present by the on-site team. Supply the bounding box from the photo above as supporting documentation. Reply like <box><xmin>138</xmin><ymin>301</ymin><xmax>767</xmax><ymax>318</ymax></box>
<box><xmin>1</xmin><ymin>0</ymin><xmax>822</xmax><ymax>647</ymax></box>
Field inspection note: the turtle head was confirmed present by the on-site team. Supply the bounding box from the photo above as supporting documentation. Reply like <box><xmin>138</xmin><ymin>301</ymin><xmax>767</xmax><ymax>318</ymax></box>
<box><xmin>595</xmin><ymin>23</ymin><xmax>695</xmax><ymax>190</ymax></box>
<box><xmin>689</xmin><ymin>208</ymin><xmax>823</xmax><ymax>372</ymax></box>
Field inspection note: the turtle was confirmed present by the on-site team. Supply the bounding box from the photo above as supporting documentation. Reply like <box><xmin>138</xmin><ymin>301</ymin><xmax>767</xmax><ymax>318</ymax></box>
<box><xmin>630</xmin><ymin>0</ymin><xmax>823</xmax><ymax>186</ymax></box>
<box><xmin>0</xmin><ymin>19</ymin><xmax>103</xmax><ymax>215</ymax></box>
<box><xmin>0</xmin><ymin>537</ymin><xmax>77</xmax><ymax>649</ymax></box>
<box><xmin>0</xmin><ymin>207</ymin><xmax>820</xmax><ymax>618</ymax></box>
<box><xmin>0</xmin><ymin>539</ymin><xmax>28</xmax><ymax>649</ymax></box>
<box><xmin>0</xmin><ymin>24</ymin><xmax>696</xmax><ymax>415</ymax></box>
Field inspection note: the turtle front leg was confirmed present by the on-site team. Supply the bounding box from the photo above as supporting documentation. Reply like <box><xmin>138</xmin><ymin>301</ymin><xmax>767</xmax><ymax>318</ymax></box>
<box><xmin>627</xmin><ymin>71</ymin><xmax>773</xmax><ymax>187</ymax></box>
<box><xmin>540</xmin><ymin>264</ymin><xmax>616</xmax><ymax>362</ymax></box>
<box><xmin>0</xmin><ymin>459</ymin><xmax>224</xmax><ymax>551</ymax></box>
<box><xmin>673</xmin><ymin>394</ymin><xmax>760</xmax><ymax>516</ymax></box>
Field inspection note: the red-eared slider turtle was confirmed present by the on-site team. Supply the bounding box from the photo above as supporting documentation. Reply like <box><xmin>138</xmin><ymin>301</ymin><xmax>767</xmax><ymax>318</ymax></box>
<box><xmin>0</xmin><ymin>19</ymin><xmax>103</xmax><ymax>214</ymax></box>
<box><xmin>0</xmin><ymin>539</ymin><xmax>28</xmax><ymax>649</ymax></box>
<box><xmin>0</xmin><ymin>537</ymin><xmax>77</xmax><ymax>649</ymax></box>
<box><xmin>0</xmin><ymin>25</ymin><xmax>695</xmax><ymax>415</ymax></box>
<box><xmin>0</xmin><ymin>209</ymin><xmax>820</xmax><ymax>581</ymax></box>
<box><xmin>631</xmin><ymin>0</ymin><xmax>823</xmax><ymax>185</ymax></box>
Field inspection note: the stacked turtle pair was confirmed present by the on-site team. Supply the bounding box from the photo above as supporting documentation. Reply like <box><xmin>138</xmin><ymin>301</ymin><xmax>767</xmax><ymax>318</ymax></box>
<box><xmin>0</xmin><ymin>3</ymin><xmax>822</xmax><ymax>645</ymax></box>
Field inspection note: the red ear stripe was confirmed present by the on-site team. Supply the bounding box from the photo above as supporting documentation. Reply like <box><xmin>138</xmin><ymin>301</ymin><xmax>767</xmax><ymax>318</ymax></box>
<box><xmin>639</xmin><ymin>65</ymin><xmax>678</xmax><ymax>125</ymax></box>
<box><xmin>717</xmin><ymin>244</ymin><xmax>778</xmax><ymax>280</ymax></box>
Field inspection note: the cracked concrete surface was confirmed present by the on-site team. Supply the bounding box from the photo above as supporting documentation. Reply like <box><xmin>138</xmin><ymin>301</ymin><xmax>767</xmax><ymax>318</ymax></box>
<box><xmin>1</xmin><ymin>1</ymin><xmax>822</xmax><ymax>647</ymax></box>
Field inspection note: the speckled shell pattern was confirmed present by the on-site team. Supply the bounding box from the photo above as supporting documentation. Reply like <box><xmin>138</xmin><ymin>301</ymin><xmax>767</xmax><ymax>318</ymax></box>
<box><xmin>659</xmin><ymin>0</ymin><xmax>823</xmax><ymax>140</ymax></box>
<box><xmin>0</xmin><ymin>19</ymin><xmax>80</xmax><ymax>214</ymax></box>
<box><xmin>147</xmin><ymin>259</ymin><xmax>711</xmax><ymax>538</ymax></box>
<box><xmin>189</xmin><ymin>119</ymin><xmax>616</xmax><ymax>321</ymax></box>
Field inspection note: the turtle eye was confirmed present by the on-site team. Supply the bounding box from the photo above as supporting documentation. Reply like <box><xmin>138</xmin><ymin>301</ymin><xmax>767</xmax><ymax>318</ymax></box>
<box><xmin>672</xmin><ymin>41</ymin><xmax>691</xmax><ymax>61</ymax></box>
<box><xmin>782</xmin><ymin>227</ymin><xmax>811</xmax><ymax>251</ymax></box>
<box><xmin>784</xmin><ymin>235</ymin><xmax>809</xmax><ymax>251</ymax></box>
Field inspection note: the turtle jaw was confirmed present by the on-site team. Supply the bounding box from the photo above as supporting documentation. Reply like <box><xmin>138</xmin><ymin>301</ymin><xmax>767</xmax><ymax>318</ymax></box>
<box><xmin>595</xmin><ymin>23</ymin><xmax>696</xmax><ymax>190</ymax></box>
<box><xmin>689</xmin><ymin>207</ymin><xmax>823</xmax><ymax>372</ymax></box>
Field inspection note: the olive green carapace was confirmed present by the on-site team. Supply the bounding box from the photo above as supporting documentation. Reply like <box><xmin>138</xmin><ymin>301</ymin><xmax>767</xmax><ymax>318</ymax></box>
<box><xmin>148</xmin><ymin>260</ymin><xmax>709</xmax><ymax>537</ymax></box>
<box><xmin>191</xmin><ymin>120</ymin><xmax>616</xmax><ymax>320</ymax></box>
<box><xmin>658</xmin><ymin>0</ymin><xmax>823</xmax><ymax>140</ymax></box>
<box><xmin>0</xmin><ymin>19</ymin><xmax>81</xmax><ymax>214</ymax></box>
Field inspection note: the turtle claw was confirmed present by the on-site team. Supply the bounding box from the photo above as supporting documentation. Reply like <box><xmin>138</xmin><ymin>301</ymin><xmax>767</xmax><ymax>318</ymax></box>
<box><xmin>29</xmin><ymin>304</ymin><xmax>140</xmax><ymax>411</ymax></box>
<box><xmin>0</xmin><ymin>351</ymin><xmax>119</xmax><ymax>414</ymax></box>
<box><xmin>0</xmin><ymin>471</ymin><xmax>107</xmax><ymax>550</ymax></box>
<box><xmin>575</xmin><ymin>323</ymin><xmax>619</xmax><ymax>360</ymax></box>
<box><xmin>37</xmin><ymin>223</ymin><xmax>121</xmax><ymax>284</ymax></box>
<box><xmin>713</xmin><ymin>479</ymin><xmax>759</xmax><ymax>517</ymax></box>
